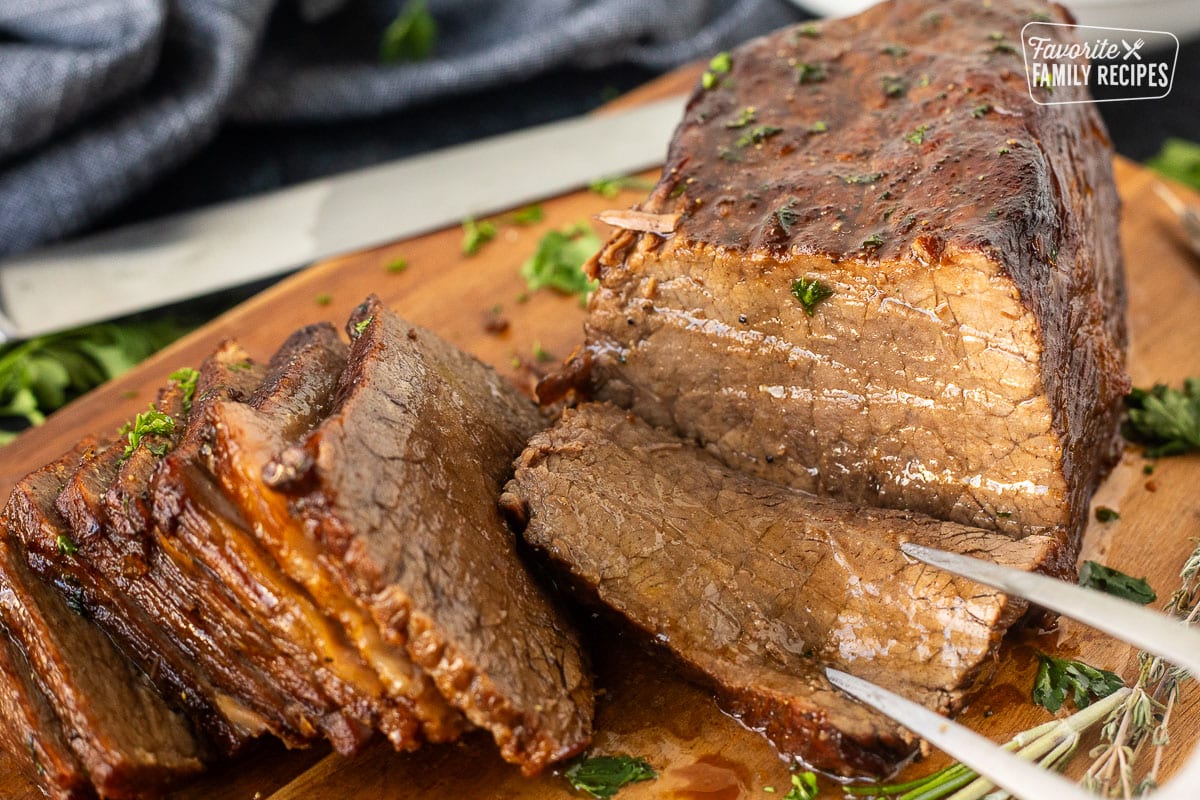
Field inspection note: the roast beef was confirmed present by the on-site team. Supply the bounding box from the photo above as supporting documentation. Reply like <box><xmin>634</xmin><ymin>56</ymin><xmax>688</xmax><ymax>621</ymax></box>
<box><xmin>0</xmin><ymin>448</ymin><xmax>207</xmax><ymax>798</ymax></box>
<box><xmin>261</xmin><ymin>297</ymin><xmax>594</xmax><ymax>774</ymax></box>
<box><xmin>191</xmin><ymin>320</ymin><xmax>460</xmax><ymax>749</ymax></box>
<box><xmin>155</xmin><ymin>329</ymin><xmax>420</xmax><ymax>752</ymax></box>
<box><xmin>0</xmin><ymin>628</ymin><xmax>91</xmax><ymax>800</ymax></box>
<box><xmin>584</xmin><ymin>0</ymin><xmax>1127</xmax><ymax>565</ymax></box>
<box><xmin>502</xmin><ymin>403</ymin><xmax>1064</xmax><ymax>777</ymax></box>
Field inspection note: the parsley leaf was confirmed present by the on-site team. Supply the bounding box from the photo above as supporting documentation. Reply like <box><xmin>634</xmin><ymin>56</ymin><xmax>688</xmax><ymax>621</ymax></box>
<box><xmin>783</xmin><ymin>772</ymin><xmax>820</xmax><ymax>800</ymax></box>
<box><xmin>1094</xmin><ymin>506</ymin><xmax>1119</xmax><ymax>523</ymax></box>
<box><xmin>589</xmin><ymin>176</ymin><xmax>654</xmax><ymax>199</ymax></box>
<box><xmin>564</xmin><ymin>755</ymin><xmax>656</xmax><ymax>798</ymax></box>
<box><xmin>1147</xmin><ymin>138</ymin><xmax>1200</xmax><ymax>191</ymax></box>
<box><xmin>1123</xmin><ymin>379</ymin><xmax>1200</xmax><ymax>457</ymax></box>
<box><xmin>736</xmin><ymin>125</ymin><xmax>782</xmax><ymax>148</ymax></box>
<box><xmin>520</xmin><ymin>223</ymin><xmax>602</xmax><ymax>302</ymax></box>
<box><xmin>1079</xmin><ymin>561</ymin><xmax>1156</xmax><ymax>605</ymax></box>
<box><xmin>461</xmin><ymin>217</ymin><xmax>498</xmax><ymax>256</ymax></box>
<box><xmin>507</xmin><ymin>204</ymin><xmax>545</xmax><ymax>225</ymax></box>
<box><xmin>1032</xmin><ymin>653</ymin><xmax>1124</xmax><ymax>713</ymax></box>
<box><xmin>56</xmin><ymin>534</ymin><xmax>78</xmax><ymax>556</ymax></box>
<box><xmin>0</xmin><ymin>321</ymin><xmax>188</xmax><ymax>446</ymax></box>
<box><xmin>353</xmin><ymin>316</ymin><xmax>374</xmax><ymax>337</ymax></box>
<box><xmin>169</xmin><ymin>367</ymin><xmax>200</xmax><ymax>416</ymax></box>
<box><xmin>380</xmin><ymin>0</ymin><xmax>436</xmax><ymax>63</ymax></box>
<box><xmin>118</xmin><ymin>405</ymin><xmax>176</xmax><ymax>461</ymax></box>
<box><xmin>791</xmin><ymin>278</ymin><xmax>834</xmax><ymax>316</ymax></box>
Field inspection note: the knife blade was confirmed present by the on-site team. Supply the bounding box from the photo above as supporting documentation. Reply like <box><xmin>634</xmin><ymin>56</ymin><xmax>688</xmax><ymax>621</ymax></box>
<box><xmin>0</xmin><ymin>95</ymin><xmax>688</xmax><ymax>342</ymax></box>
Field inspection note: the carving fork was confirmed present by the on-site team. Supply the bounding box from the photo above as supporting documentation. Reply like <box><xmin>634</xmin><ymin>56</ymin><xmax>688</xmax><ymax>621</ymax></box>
<box><xmin>827</xmin><ymin>543</ymin><xmax>1200</xmax><ymax>800</ymax></box>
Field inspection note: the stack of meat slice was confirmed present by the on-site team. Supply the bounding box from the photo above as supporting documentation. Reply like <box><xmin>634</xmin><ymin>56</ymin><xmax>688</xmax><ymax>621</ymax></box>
<box><xmin>0</xmin><ymin>296</ymin><xmax>592</xmax><ymax>798</ymax></box>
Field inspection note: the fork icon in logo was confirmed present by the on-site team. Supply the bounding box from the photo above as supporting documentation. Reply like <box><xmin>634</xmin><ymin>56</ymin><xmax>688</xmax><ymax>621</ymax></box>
<box><xmin>1122</xmin><ymin>38</ymin><xmax>1145</xmax><ymax>60</ymax></box>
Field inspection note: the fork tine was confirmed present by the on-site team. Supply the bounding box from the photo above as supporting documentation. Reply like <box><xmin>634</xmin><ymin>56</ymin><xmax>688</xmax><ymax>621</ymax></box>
<box><xmin>826</xmin><ymin>668</ymin><xmax>1103</xmax><ymax>800</ymax></box>
<box><xmin>901</xmin><ymin>542</ymin><xmax>1200</xmax><ymax>677</ymax></box>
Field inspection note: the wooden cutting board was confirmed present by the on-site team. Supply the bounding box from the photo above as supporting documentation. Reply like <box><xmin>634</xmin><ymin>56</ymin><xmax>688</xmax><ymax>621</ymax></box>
<box><xmin>2</xmin><ymin>65</ymin><xmax>1199</xmax><ymax>800</ymax></box>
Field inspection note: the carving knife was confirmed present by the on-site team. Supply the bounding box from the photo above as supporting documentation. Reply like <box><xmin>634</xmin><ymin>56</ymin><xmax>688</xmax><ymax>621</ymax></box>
<box><xmin>0</xmin><ymin>95</ymin><xmax>687</xmax><ymax>342</ymax></box>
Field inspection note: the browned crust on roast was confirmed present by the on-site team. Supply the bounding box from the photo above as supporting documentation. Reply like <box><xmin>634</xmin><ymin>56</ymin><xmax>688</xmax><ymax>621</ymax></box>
<box><xmin>586</xmin><ymin>0</ymin><xmax>1127</xmax><ymax>555</ymax></box>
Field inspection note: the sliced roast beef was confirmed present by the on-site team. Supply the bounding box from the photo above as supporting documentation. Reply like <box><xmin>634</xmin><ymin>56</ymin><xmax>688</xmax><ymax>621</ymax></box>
<box><xmin>66</xmin><ymin>341</ymin><xmax>383</xmax><ymax>755</ymax></box>
<box><xmin>256</xmin><ymin>297</ymin><xmax>593</xmax><ymax>774</ymax></box>
<box><xmin>188</xmin><ymin>321</ymin><xmax>455</xmax><ymax>749</ymax></box>
<box><xmin>502</xmin><ymin>403</ymin><xmax>1065</xmax><ymax>777</ymax></box>
<box><xmin>0</xmin><ymin>619</ymin><xmax>93</xmax><ymax>800</ymax></box>
<box><xmin>0</xmin><ymin>449</ymin><xmax>207</xmax><ymax>798</ymax></box>
<box><xmin>584</xmin><ymin>0</ymin><xmax>1127</xmax><ymax>567</ymax></box>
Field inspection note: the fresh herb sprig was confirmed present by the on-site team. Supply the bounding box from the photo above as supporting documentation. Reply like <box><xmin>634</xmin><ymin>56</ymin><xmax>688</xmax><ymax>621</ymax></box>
<box><xmin>1123</xmin><ymin>379</ymin><xmax>1200</xmax><ymax>457</ymax></box>
<box><xmin>0</xmin><ymin>321</ymin><xmax>188</xmax><ymax>446</ymax></box>
<box><xmin>783</xmin><ymin>771</ymin><xmax>819</xmax><ymax>799</ymax></box>
<box><xmin>1079</xmin><ymin>561</ymin><xmax>1156</xmax><ymax>605</ymax></box>
<box><xmin>520</xmin><ymin>222</ymin><xmax>602</xmax><ymax>303</ymax></box>
<box><xmin>564</xmin><ymin>754</ymin><xmax>656</xmax><ymax>798</ymax></box>
<box><xmin>380</xmin><ymin>0</ymin><xmax>436</xmax><ymax>63</ymax></box>
<box><xmin>119</xmin><ymin>405</ymin><xmax>176</xmax><ymax>461</ymax></box>
<box><xmin>589</xmin><ymin>176</ymin><xmax>654</xmax><ymax>199</ymax></box>
<box><xmin>461</xmin><ymin>217</ymin><xmax>498</xmax><ymax>256</ymax></box>
<box><xmin>1146</xmin><ymin>138</ymin><xmax>1200</xmax><ymax>191</ymax></box>
<box><xmin>845</xmin><ymin>688</ymin><xmax>1132</xmax><ymax>800</ymax></box>
<box><xmin>1084</xmin><ymin>538</ymin><xmax>1200</xmax><ymax>796</ymax></box>
<box><xmin>1033</xmin><ymin>653</ymin><xmax>1124</xmax><ymax>713</ymax></box>
<box><xmin>791</xmin><ymin>278</ymin><xmax>834</xmax><ymax>316</ymax></box>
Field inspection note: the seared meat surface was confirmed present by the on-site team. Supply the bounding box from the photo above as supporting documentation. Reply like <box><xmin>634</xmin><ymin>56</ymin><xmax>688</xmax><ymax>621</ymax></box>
<box><xmin>1</xmin><ymin>449</ymin><xmax>207</xmax><ymax>798</ymax></box>
<box><xmin>586</xmin><ymin>0</ymin><xmax>1127</xmax><ymax>564</ymax></box>
<box><xmin>503</xmin><ymin>403</ymin><xmax>1063</xmax><ymax>776</ymax></box>
<box><xmin>266</xmin><ymin>297</ymin><xmax>593</xmax><ymax>774</ymax></box>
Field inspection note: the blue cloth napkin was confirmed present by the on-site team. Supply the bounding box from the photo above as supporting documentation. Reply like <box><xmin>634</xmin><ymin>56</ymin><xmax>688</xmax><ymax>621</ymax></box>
<box><xmin>0</xmin><ymin>0</ymin><xmax>797</xmax><ymax>257</ymax></box>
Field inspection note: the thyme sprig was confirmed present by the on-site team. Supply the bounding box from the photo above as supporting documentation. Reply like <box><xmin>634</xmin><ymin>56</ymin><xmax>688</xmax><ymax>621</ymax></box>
<box><xmin>1083</xmin><ymin>539</ymin><xmax>1200</xmax><ymax>798</ymax></box>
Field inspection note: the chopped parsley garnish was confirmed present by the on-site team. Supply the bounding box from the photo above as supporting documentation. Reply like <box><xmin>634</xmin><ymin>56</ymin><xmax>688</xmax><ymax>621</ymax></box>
<box><xmin>315</xmin><ymin>293</ymin><xmax>332</xmax><ymax>306</ymax></box>
<box><xmin>798</xmin><ymin>23</ymin><xmax>820</xmax><ymax>38</ymax></box>
<box><xmin>725</xmin><ymin>107</ymin><xmax>757</xmax><ymax>129</ymax></box>
<box><xmin>532</xmin><ymin>341</ymin><xmax>553</xmax><ymax>362</ymax></box>
<box><xmin>791</xmin><ymin>278</ymin><xmax>834</xmax><ymax>316</ymax></box>
<box><xmin>795</xmin><ymin>62</ymin><xmax>826</xmax><ymax>84</ymax></box>
<box><xmin>1147</xmin><ymin>138</ymin><xmax>1200</xmax><ymax>191</ymax></box>
<box><xmin>972</xmin><ymin>103</ymin><xmax>993</xmax><ymax>119</ymax></box>
<box><xmin>808</xmin><ymin>120</ymin><xmax>828</xmax><ymax>133</ymax></box>
<box><xmin>784</xmin><ymin>772</ymin><xmax>820</xmax><ymax>800</ymax></box>
<box><xmin>385</xmin><ymin>257</ymin><xmax>409</xmax><ymax>273</ymax></box>
<box><xmin>589</xmin><ymin>176</ymin><xmax>653</xmax><ymax>199</ymax></box>
<box><xmin>905</xmin><ymin>124</ymin><xmax>928</xmax><ymax>145</ymax></box>
<box><xmin>718</xmin><ymin>147</ymin><xmax>742</xmax><ymax>163</ymax></box>
<box><xmin>1094</xmin><ymin>506</ymin><xmax>1120</xmax><ymax>523</ymax></box>
<box><xmin>882</xmin><ymin>44</ymin><xmax>909</xmax><ymax>58</ymax></box>
<box><xmin>862</xmin><ymin>233</ymin><xmax>885</xmax><ymax>249</ymax></box>
<box><xmin>520</xmin><ymin>223</ymin><xmax>602</xmax><ymax>302</ymax></box>
<box><xmin>56</xmin><ymin>534</ymin><xmax>78</xmax><ymax>556</ymax></box>
<box><xmin>1123</xmin><ymin>378</ymin><xmax>1200</xmax><ymax>456</ymax></box>
<box><xmin>1032</xmin><ymin>653</ymin><xmax>1124</xmax><ymax>713</ymax></box>
<box><xmin>461</xmin><ymin>217</ymin><xmax>498</xmax><ymax>256</ymax></box>
<box><xmin>380</xmin><ymin>0</ymin><xmax>437</xmax><ymax>63</ymax></box>
<box><xmin>169</xmin><ymin>367</ymin><xmax>199</xmax><ymax>416</ymax></box>
<box><xmin>843</xmin><ymin>172</ymin><xmax>884</xmax><ymax>185</ymax></box>
<box><xmin>118</xmin><ymin>405</ymin><xmax>176</xmax><ymax>461</ymax></box>
<box><xmin>507</xmin><ymin>204</ymin><xmax>545</xmax><ymax>225</ymax></box>
<box><xmin>736</xmin><ymin>125</ymin><xmax>783</xmax><ymax>148</ymax></box>
<box><xmin>353</xmin><ymin>316</ymin><xmax>374</xmax><ymax>336</ymax></box>
<box><xmin>702</xmin><ymin>52</ymin><xmax>732</xmax><ymax>89</ymax></box>
<box><xmin>564</xmin><ymin>755</ymin><xmax>657</xmax><ymax>798</ymax></box>
<box><xmin>1079</xmin><ymin>561</ymin><xmax>1156</xmax><ymax>605</ymax></box>
<box><xmin>882</xmin><ymin>75</ymin><xmax>908</xmax><ymax>98</ymax></box>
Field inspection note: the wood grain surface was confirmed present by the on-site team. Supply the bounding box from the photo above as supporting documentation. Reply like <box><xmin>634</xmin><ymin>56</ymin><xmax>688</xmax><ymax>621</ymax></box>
<box><xmin>1</xmin><ymin>65</ymin><xmax>1198</xmax><ymax>800</ymax></box>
